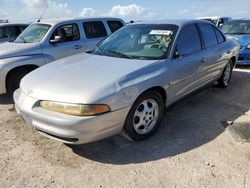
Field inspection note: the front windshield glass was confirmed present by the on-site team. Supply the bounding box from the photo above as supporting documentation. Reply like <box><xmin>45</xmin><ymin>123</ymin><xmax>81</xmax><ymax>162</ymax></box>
<box><xmin>91</xmin><ymin>24</ymin><xmax>178</xmax><ymax>60</ymax></box>
<box><xmin>221</xmin><ymin>20</ymin><xmax>250</xmax><ymax>34</ymax></box>
<box><xmin>15</xmin><ymin>23</ymin><xmax>51</xmax><ymax>43</ymax></box>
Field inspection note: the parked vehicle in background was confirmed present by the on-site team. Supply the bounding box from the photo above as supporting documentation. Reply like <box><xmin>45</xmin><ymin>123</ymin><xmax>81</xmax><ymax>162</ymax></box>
<box><xmin>14</xmin><ymin>20</ymin><xmax>239</xmax><ymax>145</ymax></box>
<box><xmin>0</xmin><ymin>19</ymin><xmax>9</xmax><ymax>23</ymax></box>
<box><xmin>221</xmin><ymin>19</ymin><xmax>250</xmax><ymax>66</ymax></box>
<box><xmin>0</xmin><ymin>17</ymin><xmax>125</xmax><ymax>94</ymax></box>
<box><xmin>197</xmin><ymin>16</ymin><xmax>231</xmax><ymax>27</ymax></box>
<box><xmin>0</xmin><ymin>23</ymin><xmax>28</xmax><ymax>44</ymax></box>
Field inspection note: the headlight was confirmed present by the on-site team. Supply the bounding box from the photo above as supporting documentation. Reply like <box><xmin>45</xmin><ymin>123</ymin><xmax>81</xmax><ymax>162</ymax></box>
<box><xmin>40</xmin><ymin>101</ymin><xmax>111</xmax><ymax>116</ymax></box>
<box><xmin>247</xmin><ymin>44</ymin><xmax>250</xmax><ymax>49</ymax></box>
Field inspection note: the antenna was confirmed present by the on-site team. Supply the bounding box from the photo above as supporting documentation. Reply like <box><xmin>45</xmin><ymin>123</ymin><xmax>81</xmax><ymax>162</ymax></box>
<box><xmin>37</xmin><ymin>4</ymin><xmax>49</xmax><ymax>23</ymax></box>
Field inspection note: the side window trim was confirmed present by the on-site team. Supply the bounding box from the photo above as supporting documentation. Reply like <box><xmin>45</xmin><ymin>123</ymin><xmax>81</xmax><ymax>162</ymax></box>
<box><xmin>195</xmin><ymin>23</ymin><xmax>206</xmax><ymax>50</ymax></box>
<box><xmin>49</xmin><ymin>23</ymin><xmax>80</xmax><ymax>44</ymax></box>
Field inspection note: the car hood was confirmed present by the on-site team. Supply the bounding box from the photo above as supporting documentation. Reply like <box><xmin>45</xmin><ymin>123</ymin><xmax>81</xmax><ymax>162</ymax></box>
<box><xmin>21</xmin><ymin>53</ymin><xmax>158</xmax><ymax>104</ymax></box>
<box><xmin>226</xmin><ymin>34</ymin><xmax>250</xmax><ymax>47</ymax></box>
<box><xmin>0</xmin><ymin>42</ymin><xmax>42</xmax><ymax>59</ymax></box>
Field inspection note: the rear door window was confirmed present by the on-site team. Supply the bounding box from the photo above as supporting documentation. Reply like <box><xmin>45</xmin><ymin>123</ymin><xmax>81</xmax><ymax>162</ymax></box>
<box><xmin>83</xmin><ymin>21</ymin><xmax>107</xmax><ymax>39</ymax></box>
<box><xmin>176</xmin><ymin>24</ymin><xmax>202</xmax><ymax>56</ymax></box>
<box><xmin>107</xmin><ymin>21</ymin><xmax>124</xmax><ymax>33</ymax></box>
<box><xmin>199</xmin><ymin>23</ymin><xmax>218</xmax><ymax>48</ymax></box>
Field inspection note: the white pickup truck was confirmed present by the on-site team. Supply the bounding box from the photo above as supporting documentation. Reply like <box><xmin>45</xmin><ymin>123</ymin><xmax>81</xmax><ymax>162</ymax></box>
<box><xmin>0</xmin><ymin>17</ymin><xmax>125</xmax><ymax>94</ymax></box>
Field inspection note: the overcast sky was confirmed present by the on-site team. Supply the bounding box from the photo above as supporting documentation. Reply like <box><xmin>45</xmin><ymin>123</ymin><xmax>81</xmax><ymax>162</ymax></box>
<box><xmin>0</xmin><ymin>0</ymin><xmax>249</xmax><ymax>22</ymax></box>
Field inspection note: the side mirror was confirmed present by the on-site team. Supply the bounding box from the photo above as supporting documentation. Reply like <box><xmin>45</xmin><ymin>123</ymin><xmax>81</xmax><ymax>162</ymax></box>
<box><xmin>173</xmin><ymin>47</ymin><xmax>182</xmax><ymax>59</ymax></box>
<box><xmin>219</xmin><ymin>23</ymin><xmax>223</xmax><ymax>28</ymax></box>
<box><xmin>50</xmin><ymin>36</ymin><xmax>63</xmax><ymax>44</ymax></box>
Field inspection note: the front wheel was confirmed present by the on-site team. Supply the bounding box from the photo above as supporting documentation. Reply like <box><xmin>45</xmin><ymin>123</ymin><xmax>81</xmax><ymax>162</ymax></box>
<box><xmin>7</xmin><ymin>68</ymin><xmax>36</xmax><ymax>95</ymax></box>
<box><xmin>122</xmin><ymin>91</ymin><xmax>164</xmax><ymax>141</ymax></box>
<box><xmin>218</xmin><ymin>60</ymin><xmax>233</xmax><ymax>88</ymax></box>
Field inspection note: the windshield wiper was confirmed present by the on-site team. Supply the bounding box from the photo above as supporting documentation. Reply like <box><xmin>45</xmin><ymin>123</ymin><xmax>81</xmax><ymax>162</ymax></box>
<box><xmin>106</xmin><ymin>50</ymin><xmax>134</xmax><ymax>59</ymax></box>
<box><xmin>96</xmin><ymin>46</ymin><xmax>106</xmax><ymax>55</ymax></box>
<box><xmin>18</xmin><ymin>36</ymin><xmax>27</xmax><ymax>43</ymax></box>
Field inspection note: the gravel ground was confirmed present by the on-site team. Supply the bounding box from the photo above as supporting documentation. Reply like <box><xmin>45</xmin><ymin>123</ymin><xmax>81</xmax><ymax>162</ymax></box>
<box><xmin>0</xmin><ymin>69</ymin><xmax>250</xmax><ymax>188</ymax></box>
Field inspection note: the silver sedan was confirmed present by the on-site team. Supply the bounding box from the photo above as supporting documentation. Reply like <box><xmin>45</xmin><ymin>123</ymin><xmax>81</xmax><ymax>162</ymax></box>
<box><xmin>14</xmin><ymin>20</ymin><xmax>239</xmax><ymax>144</ymax></box>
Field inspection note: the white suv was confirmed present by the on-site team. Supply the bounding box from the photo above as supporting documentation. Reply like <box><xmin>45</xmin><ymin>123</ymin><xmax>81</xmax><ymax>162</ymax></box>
<box><xmin>0</xmin><ymin>17</ymin><xmax>125</xmax><ymax>94</ymax></box>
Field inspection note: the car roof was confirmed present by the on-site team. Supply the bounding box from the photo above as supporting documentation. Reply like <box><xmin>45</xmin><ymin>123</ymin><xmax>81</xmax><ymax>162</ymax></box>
<box><xmin>39</xmin><ymin>17</ymin><xmax>124</xmax><ymax>25</ymax></box>
<box><xmin>130</xmin><ymin>19</ymin><xmax>211</xmax><ymax>27</ymax></box>
<box><xmin>197</xmin><ymin>16</ymin><xmax>231</xmax><ymax>20</ymax></box>
<box><xmin>0</xmin><ymin>23</ymin><xmax>29</xmax><ymax>27</ymax></box>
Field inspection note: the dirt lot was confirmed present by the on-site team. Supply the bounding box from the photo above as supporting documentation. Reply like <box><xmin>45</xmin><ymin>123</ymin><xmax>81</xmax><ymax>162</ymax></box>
<box><xmin>1</xmin><ymin>69</ymin><xmax>250</xmax><ymax>188</ymax></box>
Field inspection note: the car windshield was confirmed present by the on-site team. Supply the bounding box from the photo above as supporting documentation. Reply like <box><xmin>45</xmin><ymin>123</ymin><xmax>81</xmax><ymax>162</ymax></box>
<box><xmin>15</xmin><ymin>23</ymin><xmax>51</xmax><ymax>43</ymax></box>
<box><xmin>90</xmin><ymin>24</ymin><xmax>178</xmax><ymax>60</ymax></box>
<box><xmin>221</xmin><ymin>20</ymin><xmax>250</xmax><ymax>34</ymax></box>
<box><xmin>203</xmin><ymin>19</ymin><xmax>218</xmax><ymax>25</ymax></box>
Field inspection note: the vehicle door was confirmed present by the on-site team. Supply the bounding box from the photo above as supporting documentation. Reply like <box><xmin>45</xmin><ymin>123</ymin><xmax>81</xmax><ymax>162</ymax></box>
<box><xmin>197</xmin><ymin>23</ymin><xmax>227</xmax><ymax>82</ymax></box>
<box><xmin>42</xmin><ymin>23</ymin><xmax>85</xmax><ymax>61</ymax></box>
<box><xmin>167</xmin><ymin>24</ymin><xmax>208</xmax><ymax>104</ymax></box>
<box><xmin>82</xmin><ymin>21</ymin><xmax>108</xmax><ymax>51</ymax></box>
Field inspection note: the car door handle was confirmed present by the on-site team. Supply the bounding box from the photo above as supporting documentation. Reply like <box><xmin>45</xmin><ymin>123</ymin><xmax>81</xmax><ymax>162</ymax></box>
<box><xmin>73</xmin><ymin>45</ymin><xmax>83</xmax><ymax>49</ymax></box>
<box><xmin>201</xmin><ymin>57</ymin><xmax>207</xmax><ymax>63</ymax></box>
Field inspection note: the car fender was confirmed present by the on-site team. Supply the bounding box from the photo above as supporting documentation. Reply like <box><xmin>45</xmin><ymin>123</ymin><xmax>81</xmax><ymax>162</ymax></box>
<box><xmin>0</xmin><ymin>54</ymin><xmax>46</xmax><ymax>94</ymax></box>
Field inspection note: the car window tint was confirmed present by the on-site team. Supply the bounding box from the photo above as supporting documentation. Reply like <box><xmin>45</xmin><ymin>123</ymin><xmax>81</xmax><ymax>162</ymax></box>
<box><xmin>51</xmin><ymin>24</ymin><xmax>80</xmax><ymax>42</ymax></box>
<box><xmin>0</xmin><ymin>28</ymin><xmax>3</xmax><ymax>38</ymax></box>
<box><xmin>83</xmin><ymin>21</ymin><xmax>107</xmax><ymax>38</ymax></box>
<box><xmin>15</xmin><ymin>26</ymin><xmax>21</xmax><ymax>36</ymax></box>
<box><xmin>107</xmin><ymin>21</ymin><xmax>123</xmax><ymax>33</ymax></box>
<box><xmin>213</xmin><ymin>26</ymin><xmax>225</xmax><ymax>43</ymax></box>
<box><xmin>177</xmin><ymin>24</ymin><xmax>202</xmax><ymax>56</ymax></box>
<box><xmin>20</xmin><ymin>26</ymin><xmax>28</xmax><ymax>33</ymax></box>
<box><xmin>199</xmin><ymin>23</ymin><xmax>218</xmax><ymax>48</ymax></box>
<box><xmin>0</xmin><ymin>26</ymin><xmax>16</xmax><ymax>39</ymax></box>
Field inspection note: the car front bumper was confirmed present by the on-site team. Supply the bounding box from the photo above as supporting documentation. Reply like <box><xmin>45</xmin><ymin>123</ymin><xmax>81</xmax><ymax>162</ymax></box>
<box><xmin>14</xmin><ymin>89</ymin><xmax>131</xmax><ymax>144</ymax></box>
<box><xmin>0</xmin><ymin>65</ymin><xmax>7</xmax><ymax>94</ymax></box>
<box><xmin>237</xmin><ymin>48</ymin><xmax>250</xmax><ymax>65</ymax></box>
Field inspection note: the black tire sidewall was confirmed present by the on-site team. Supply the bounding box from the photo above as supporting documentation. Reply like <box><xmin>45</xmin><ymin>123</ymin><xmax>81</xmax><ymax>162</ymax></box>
<box><xmin>7</xmin><ymin>70</ymin><xmax>30</xmax><ymax>94</ymax></box>
<box><xmin>123</xmin><ymin>91</ymin><xmax>164</xmax><ymax>141</ymax></box>
<box><xmin>219</xmin><ymin>60</ymin><xmax>233</xmax><ymax>88</ymax></box>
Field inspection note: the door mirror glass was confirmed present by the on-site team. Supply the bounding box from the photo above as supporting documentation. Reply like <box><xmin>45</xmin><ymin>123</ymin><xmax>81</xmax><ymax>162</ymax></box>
<box><xmin>50</xmin><ymin>36</ymin><xmax>63</xmax><ymax>44</ymax></box>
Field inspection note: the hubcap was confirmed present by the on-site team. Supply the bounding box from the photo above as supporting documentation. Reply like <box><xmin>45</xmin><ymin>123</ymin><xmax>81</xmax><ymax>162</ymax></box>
<box><xmin>133</xmin><ymin>99</ymin><xmax>159</xmax><ymax>135</ymax></box>
<box><xmin>223</xmin><ymin>62</ymin><xmax>231</xmax><ymax>85</ymax></box>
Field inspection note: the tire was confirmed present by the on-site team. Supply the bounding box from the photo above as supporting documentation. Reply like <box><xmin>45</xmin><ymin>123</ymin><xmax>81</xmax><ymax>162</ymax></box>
<box><xmin>218</xmin><ymin>59</ymin><xmax>233</xmax><ymax>88</ymax></box>
<box><xmin>7</xmin><ymin>69</ymin><xmax>34</xmax><ymax>95</ymax></box>
<box><xmin>122</xmin><ymin>91</ymin><xmax>164</xmax><ymax>141</ymax></box>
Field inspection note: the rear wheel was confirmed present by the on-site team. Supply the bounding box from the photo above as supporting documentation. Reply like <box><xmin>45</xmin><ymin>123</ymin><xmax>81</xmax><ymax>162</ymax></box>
<box><xmin>122</xmin><ymin>91</ymin><xmax>164</xmax><ymax>141</ymax></box>
<box><xmin>218</xmin><ymin>59</ymin><xmax>233</xmax><ymax>88</ymax></box>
